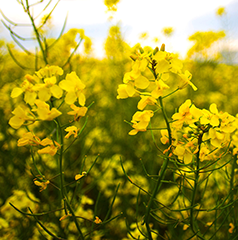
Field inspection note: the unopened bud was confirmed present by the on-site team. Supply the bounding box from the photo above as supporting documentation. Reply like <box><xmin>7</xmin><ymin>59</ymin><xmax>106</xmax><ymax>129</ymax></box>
<box><xmin>153</xmin><ymin>47</ymin><xmax>159</xmax><ymax>55</ymax></box>
<box><xmin>160</xmin><ymin>43</ymin><xmax>165</xmax><ymax>52</ymax></box>
<box><xmin>139</xmin><ymin>47</ymin><xmax>144</xmax><ymax>54</ymax></box>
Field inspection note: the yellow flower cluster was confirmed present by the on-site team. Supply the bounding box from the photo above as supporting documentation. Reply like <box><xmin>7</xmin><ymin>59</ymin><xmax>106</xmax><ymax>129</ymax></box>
<box><xmin>9</xmin><ymin>65</ymin><xmax>88</xmax><ymax>156</ymax></box>
<box><xmin>161</xmin><ymin>100</ymin><xmax>238</xmax><ymax>164</ymax></box>
<box><xmin>117</xmin><ymin>45</ymin><xmax>196</xmax><ymax>135</ymax></box>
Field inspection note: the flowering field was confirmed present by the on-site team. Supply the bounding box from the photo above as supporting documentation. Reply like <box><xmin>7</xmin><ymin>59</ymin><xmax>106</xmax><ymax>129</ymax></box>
<box><xmin>0</xmin><ymin>1</ymin><xmax>238</xmax><ymax>239</ymax></box>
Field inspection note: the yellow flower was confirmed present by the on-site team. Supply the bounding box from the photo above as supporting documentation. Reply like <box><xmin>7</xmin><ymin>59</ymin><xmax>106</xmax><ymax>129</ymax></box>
<box><xmin>9</xmin><ymin>105</ymin><xmax>35</xmax><ymax>129</ymax></box>
<box><xmin>123</xmin><ymin>70</ymin><xmax>150</xmax><ymax>89</ymax></box>
<box><xmin>59</xmin><ymin>72</ymin><xmax>86</xmax><ymax>106</ymax></box>
<box><xmin>94</xmin><ymin>216</ymin><xmax>102</xmax><ymax>224</ymax></box>
<box><xmin>116</xmin><ymin>83</ymin><xmax>136</xmax><ymax>99</ymax></box>
<box><xmin>216</xmin><ymin>7</ymin><xmax>226</xmax><ymax>17</ymax></box>
<box><xmin>137</xmin><ymin>96</ymin><xmax>157</xmax><ymax>110</ymax></box>
<box><xmin>173</xmin><ymin>144</ymin><xmax>193</xmax><ymax>164</ymax></box>
<box><xmin>178</xmin><ymin>70</ymin><xmax>197</xmax><ymax>91</ymax></box>
<box><xmin>129</xmin><ymin>110</ymin><xmax>154</xmax><ymax>135</ymax></box>
<box><xmin>17</xmin><ymin>132</ymin><xmax>41</xmax><ymax>147</ymax></box>
<box><xmin>34</xmin><ymin>179</ymin><xmax>50</xmax><ymax>192</ymax></box>
<box><xmin>160</xmin><ymin>129</ymin><xmax>169</xmax><ymax>145</ymax></box>
<box><xmin>67</xmin><ymin>104</ymin><xmax>88</xmax><ymax>121</ymax></box>
<box><xmin>35</xmin><ymin>76</ymin><xmax>63</xmax><ymax>102</ymax></box>
<box><xmin>203</xmin><ymin>128</ymin><xmax>228</xmax><ymax>148</ymax></box>
<box><xmin>219</xmin><ymin>112</ymin><xmax>237</xmax><ymax>133</ymax></box>
<box><xmin>200</xmin><ymin>104</ymin><xmax>220</xmax><ymax>127</ymax></box>
<box><xmin>172</xmin><ymin>100</ymin><xmax>194</xmax><ymax>129</ymax></box>
<box><xmin>11</xmin><ymin>79</ymin><xmax>37</xmax><ymax>105</ymax></box>
<box><xmin>75</xmin><ymin>171</ymin><xmax>87</xmax><ymax>181</ymax></box>
<box><xmin>38</xmin><ymin>138</ymin><xmax>61</xmax><ymax>156</ymax></box>
<box><xmin>35</xmin><ymin>65</ymin><xmax>64</xmax><ymax>78</ymax></box>
<box><xmin>34</xmin><ymin>99</ymin><xmax>62</xmax><ymax>121</ymax></box>
<box><xmin>151</xmin><ymin>79</ymin><xmax>169</xmax><ymax>99</ymax></box>
<box><xmin>64</xmin><ymin>126</ymin><xmax>79</xmax><ymax>139</ymax></box>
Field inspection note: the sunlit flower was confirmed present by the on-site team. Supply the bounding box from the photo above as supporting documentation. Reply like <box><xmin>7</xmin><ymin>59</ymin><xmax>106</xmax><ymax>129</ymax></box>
<box><xmin>219</xmin><ymin>112</ymin><xmax>237</xmax><ymax>133</ymax></box>
<box><xmin>34</xmin><ymin>99</ymin><xmax>62</xmax><ymax>121</ymax></box>
<box><xmin>35</xmin><ymin>65</ymin><xmax>64</xmax><ymax>79</ymax></box>
<box><xmin>35</xmin><ymin>76</ymin><xmax>63</xmax><ymax>102</ymax></box>
<box><xmin>123</xmin><ymin>69</ymin><xmax>150</xmax><ymax>90</ymax></box>
<box><xmin>160</xmin><ymin>129</ymin><xmax>169</xmax><ymax>145</ymax></box>
<box><xmin>151</xmin><ymin>79</ymin><xmax>169</xmax><ymax>99</ymax></box>
<box><xmin>129</xmin><ymin>110</ymin><xmax>154</xmax><ymax>135</ymax></box>
<box><xmin>200</xmin><ymin>105</ymin><xmax>220</xmax><ymax>127</ymax></box>
<box><xmin>38</xmin><ymin>138</ymin><xmax>61</xmax><ymax>156</ymax></box>
<box><xmin>17</xmin><ymin>132</ymin><xmax>41</xmax><ymax>147</ymax></box>
<box><xmin>116</xmin><ymin>83</ymin><xmax>136</xmax><ymax>99</ymax></box>
<box><xmin>59</xmin><ymin>71</ymin><xmax>86</xmax><ymax>106</ymax></box>
<box><xmin>64</xmin><ymin>126</ymin><xmax>79</xmax><ymax>139</ymax></box>
<box><xmin>172</xmin><ymin>100</ymin><xmax>194</xmax><ymax>129</ymax></box>
<box><xmin>203</xmin><ymin>128</ymin><xmax>229</xmax><ymax>148</ymax></box>
<box><xmin>11</xmin><ymin>79</ymin><xmax>37</xmax><ymax>105</ymax></box>
<box><xmin>67</xmin><ymin>104</ymin><xmax>88</xmax><ymax>121</ymax></box>
<box><xmin>173</xmin><ymin>143</ymin><xmax>194</xmax><ymax>164</ymax></box>
<box><xmin>9</xmin><ymin>105</ymin><xmax>35</xmax><ymax>129</ymax></box>
<box><xmin>137</xmin><ymin>95</ymin><xmax>157</xmax><ymax>110</ymax></box>
<box><xmin>178</xmin><ymin>70</ymin><xmax>197</xmax><ymax>91</ymax></box>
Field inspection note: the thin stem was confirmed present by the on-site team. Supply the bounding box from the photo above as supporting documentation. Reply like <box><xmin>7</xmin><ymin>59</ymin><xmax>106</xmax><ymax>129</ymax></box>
<box><xmin>56</xmin><ymin>118</ymin><xmax>84</xmax><ymax>239</ymax></box>
<box><xmin>144</xmin><ymin>96</ymin><xmax>172</xmax><ymax>239</ymax></box>
<box><xmin>25</xmin><ymin>0</ymin><xmax>48</xmax><ymax>64</ymax></box>
<box><xmin>189</xmin><ymin>133</ymin><xmax>205</xmax><ymax>240</ymax></box>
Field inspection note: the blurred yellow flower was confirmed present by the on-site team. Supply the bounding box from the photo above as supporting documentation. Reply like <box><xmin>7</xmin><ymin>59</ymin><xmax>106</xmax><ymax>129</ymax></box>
<box><xmin>17</xmin><ymin>132</ymin><xmax>41</xmax><ymax>147</ymax></box>
<box><xmin>67</xmin><ymin>104</ymin><xmax>88</xmax><ymax>121</ymax></box>
<box><xmin>123</xmin><ymin>69</ymin><xmax>150</xmax><ymax>89</ymax></box>
<box><xmin>9</xmin><ymin>105</ymin><xmax>35</xmax><ymax>129</ymax></box>
<box><xmin>173</xmin><ymin>143</ymin><xmax>193</xmax><ymax>164</ymax></box>
<box><xmin>64</xmin><ymin>126</ymin><xmax>79</xmax><ymax>139</ymax></box>
<box><xmin>38</xmin><ymin>138</ymin><xmax>61</xmax><ymax>156</ymax></box>
<box><xmin>178</xmin><ymin>70</ymin><xmax>197</xmax><ymax>91</ymax></box>
<box><xmin>59</xmin><ymin>72</ymin><xmax>86</xmax><ymax>106</ymax></box>
<box><xmin>11</xmin><ymin>79</ymin><xmax>37</xmax><ymax>105</ymax></box>
<box><xmin>216</xmin><ymin>7</ymin><xmax>226</xmax><ymax>17</ymax></box>
<box><xmin>116</xmin><ymin>83</ymin><xmax>136</xmax><ymax>99</ymax></box>
<box><xmin>229</xmin><ymin>223</ymin><xmax>235</xmax><ymax>233</ymax></box>
<box><xmin>94</xmin><ymin>216</ymin><xmax>102</xmax><ymax>224</ymax></box>
<box><xmin>151</xmin><ymin>79</ymin><xmax>169</xmax><ymax>99</ymax></box>
<box><xmin>137</xmin><ymin>96</ymin><xmax>157</xmax><ymax>110</ymax></box>
<box><xmin>129</xmin><ymin>110</ymin><xmax>154</xmax><ymax>135</ymax></box>
<box><xmin>34</xmin><ymin>179</ymin><xmax>50</xmax><ymax>192</ymax></box>
<box><xmin>35</xmin><ymin>65</ymin><xmax>64</xmax><ymax>78</ymax></box>
<box><xmin>34</xmin><ymin>99</ymin><xmax>62</xmax><ymax>121</ymax></box>
<box><xmin>35</xmin><ymin>76</ymin><xmax>63</xmax><ymax>102</ymax></box>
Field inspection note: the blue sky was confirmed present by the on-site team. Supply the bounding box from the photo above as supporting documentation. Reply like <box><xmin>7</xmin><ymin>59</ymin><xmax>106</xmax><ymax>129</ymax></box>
<box><xmin>0</xmin><ymin>0</ymin><xmax>237</xmax><ymax>59</ymax></box>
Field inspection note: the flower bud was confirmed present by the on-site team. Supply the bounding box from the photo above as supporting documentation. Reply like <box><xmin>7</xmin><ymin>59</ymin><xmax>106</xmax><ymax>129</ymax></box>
<box><xmin>160</xmin><ymin>43</ymin><xmax>165</xmax><ymax>52</ymax></box>
<box><xmin>153</xmin><ymin>47</ymin><xmax>159</xmax><ymax>55</ymax></box>
<box><xmin>139</xmin><ymin>47</ymin><xmax>144</xmax><ymax>54</ymax></box>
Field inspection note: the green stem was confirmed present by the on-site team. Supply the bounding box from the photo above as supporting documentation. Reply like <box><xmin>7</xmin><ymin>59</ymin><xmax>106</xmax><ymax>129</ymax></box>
<box><xmin>56</xmin><ymin>118</ymin><xmax>84</xmax><ymax>239</ymax></box>
<box><xmin>144</xmin><ymin>97</ymin><xmax>172</xmax><ymax>239</ymax></box>
<box><xmin>229</xmin><ymin>154</ymin><xmax>237</xmax><ymax>203</ymax></box>
<box><xmin>190</xmin><ymin>133</ymin><xmax>204</xmax><ymax>239</ymax></box>
<box><xmin>229</xmin><ymin>154</ymin><xmax>237</xmax><ymax>224</ymax></box>
<box><xmin>25</xmin><ymin>0</ymin><xmax>48</xmax><ymax>64</ymax></box>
